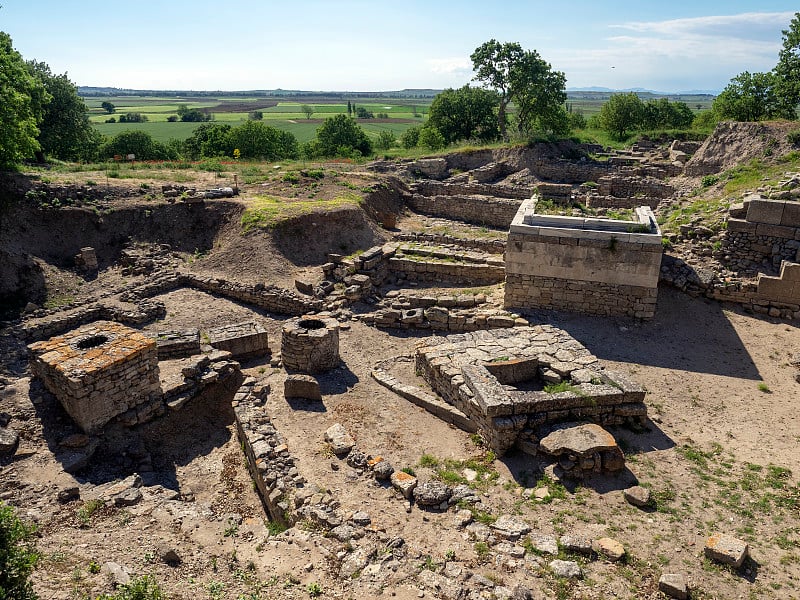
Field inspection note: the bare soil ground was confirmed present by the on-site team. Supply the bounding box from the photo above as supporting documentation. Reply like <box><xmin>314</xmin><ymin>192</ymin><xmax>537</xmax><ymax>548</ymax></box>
<box><xmin>2</xmin><ymin>134</ymin><xmax>800</xmax><ymax>599</ymax></box>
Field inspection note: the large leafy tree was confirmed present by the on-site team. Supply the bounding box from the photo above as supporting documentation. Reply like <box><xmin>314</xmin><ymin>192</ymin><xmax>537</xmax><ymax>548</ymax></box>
<box><xmin>712</xmin><ymin>71</ymin><xmax>779</xmax><ymax>122</ymax></box>
<box><xmin>598</xmin><ymin>93</ymin><xmax>645</xmax><ymax>140</ymax></box>
<box><xmin>27</xmin><ymin>60</ymin><xmax>100</xmax><ymax>161</ymax></box>
<box><xmin>427</xmin><ymin>86</ymin><xmax>500</xmax><ymax>144</ymax></box>
<box><xmin>774</xmin><ymin>12</ymin><xmax>800</xmax><ymax>119</ymax></box>
<box><xmin>471</xmin><ymin>40</ymin><xmax>567</xmax><ymax>139</ymax></box>
<box><xmin>184</xmin><ymin>122</ymin><xmax>232</xmax><ymax>158</ymax></box>
<box><xmin>99</xmin><ymin>130</ymin><xmax>177</xmax><ymax>161</ymax></box>
<box><xmin>511</xmin><ymin>52</ymin><xmax>568</xmax><ymax>135</ymax></box>
<box><xmin>313</xmin><ymin>114</ymin><xmax>372</xmax><ymax>157</ymax></box>
<box><xmin>226</xmin><ymin>121</ymin><xmax>298</xmax><ymax>160</ymax></box>
<box><xmin>0</xmin><ymin>32</ymin><xmax>48</xmax><ymax>167</ymax></box>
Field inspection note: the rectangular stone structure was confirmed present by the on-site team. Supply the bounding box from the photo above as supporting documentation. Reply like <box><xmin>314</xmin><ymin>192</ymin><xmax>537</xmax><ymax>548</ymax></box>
<box><xmin>28</xmin><ymin>321</ymin><xmax>161</xmax><ymax>433</ymax></box>
<box><xmin>206</xmin><ymin>321</ymin><xmax>269</xmax><ymax>359</ymax></box>
<box><xmin>504</xmin><ymin>197</ymin><xmax>662</xmax><ymax>319</ymax></box>
<box><xmin>150</xmin><ymin>329</ymin><xmax>200</xmax><ymax>360</ymax></box>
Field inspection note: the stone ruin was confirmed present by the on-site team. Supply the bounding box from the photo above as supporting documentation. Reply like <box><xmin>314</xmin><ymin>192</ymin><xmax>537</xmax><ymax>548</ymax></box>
<box><xmin>504</xmin><ymin>197</ymin><xmax>663</xmax><ymax>319</ymax></box>
<box><xmin>281</xmin><ymin>315</ymin><xmax>340</xmax><ymax>373</ymax></box>
<box><xmin>415</xmin><ymin>325</ymin><xmax>647</xmax><ymax>463</ymax></box>
<box><xmin>28</xmin><ymin>321</ymin><xmax>161</xmax><ymax>433</ymax></box>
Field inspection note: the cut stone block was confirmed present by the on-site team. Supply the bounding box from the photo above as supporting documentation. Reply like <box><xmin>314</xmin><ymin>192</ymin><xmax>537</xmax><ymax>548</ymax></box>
<box><xmin>28</xmin><ymin>321</ymin><xmax>160</xmax><ymax>434</ymax></box>
<box><xmin>284</xmin><ymin>374</ymin><xmax>322</xmax><ymax>401</ymax></box>
<box><xmin>705</xmin><ymin>533</ymin><xmax>749</xmax><ymax>568</ymax></box>
<box><xmin>390</xmin><ymin>471</ymin><xmax>418</xmax><ymax>499</ymax></box>
<box><xmin>206</xmin><ymin>321</ymin><xmax>269</xmax><ymax>359</ymax></box>
<box><xmin>658</xmin><ymin>573</ymin><xmax>689</xmax><ymax>600</ymax></box>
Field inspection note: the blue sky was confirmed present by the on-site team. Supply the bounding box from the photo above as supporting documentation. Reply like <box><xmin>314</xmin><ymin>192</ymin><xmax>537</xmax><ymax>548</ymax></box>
<box><xmin>1</xmin><ymin>1</ymin><xmax>797</xmax><ymax>92</ymax></box>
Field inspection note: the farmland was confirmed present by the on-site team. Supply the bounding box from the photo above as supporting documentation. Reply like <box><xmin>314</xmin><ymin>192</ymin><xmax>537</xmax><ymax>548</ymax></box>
<box><xmin>83</xmin><ymin>95</ymin><xmax>431</xmax><ymax>143</ymax></box>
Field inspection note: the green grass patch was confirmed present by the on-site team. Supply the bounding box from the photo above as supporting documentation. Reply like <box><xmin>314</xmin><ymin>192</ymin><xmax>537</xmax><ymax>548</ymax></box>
<box><xmin>240</xmin><ymin>193</ymin><xmax>362</xmax><ymax>232</ymax></box>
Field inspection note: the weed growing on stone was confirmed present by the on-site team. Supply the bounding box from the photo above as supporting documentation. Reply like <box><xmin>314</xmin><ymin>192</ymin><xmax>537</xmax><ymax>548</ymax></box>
<box><xmin>76</xmin><ymin>499</ymin><xmax>105</xmax><ymax>527</ymax></box>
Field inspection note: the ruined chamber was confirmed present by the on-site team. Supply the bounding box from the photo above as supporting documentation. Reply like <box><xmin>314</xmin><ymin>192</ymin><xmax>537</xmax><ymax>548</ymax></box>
<box><xmin>28</xmin><ymin>321</ymin><xmax>162</xmax><ymax>433</ymax></box>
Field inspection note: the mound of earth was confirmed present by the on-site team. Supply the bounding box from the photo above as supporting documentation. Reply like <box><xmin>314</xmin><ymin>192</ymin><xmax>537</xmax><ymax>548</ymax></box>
<box><xmin>685</xmin><ymin>120</ymin><xmax>799</xmax><ymax>176</ymax></box>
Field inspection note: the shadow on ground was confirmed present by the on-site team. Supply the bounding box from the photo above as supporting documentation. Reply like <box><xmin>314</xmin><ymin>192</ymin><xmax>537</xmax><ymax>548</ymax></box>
<box><xmin>523</xmin><ymin>287</ymin><xmax>767</xmax><ymax>380</ymax></box>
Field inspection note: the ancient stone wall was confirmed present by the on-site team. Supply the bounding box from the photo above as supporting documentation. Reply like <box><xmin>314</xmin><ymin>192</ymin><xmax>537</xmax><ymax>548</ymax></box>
<box><xmin>722</xmin><ymin>198</ymin><xmax>800</xmax><ymax>271</ymax></box>
<box><xmin>504</xmin><ymin>200</ymin><xmax>663</xmax><ymax>319</ymax></box>
<box><xmin>414</xmin><ymin>327</ymin><xmax>647</xmax><ymax>454</ymax></box>
<box><xmin>388</xmin><ymin>256</ymin><xmax>505</xmax><ymax>285</ymax></box>
<box><xmin>406</xmin><ymin>194</ymin><xmax>522</xmax><ymax>228</ymax></box>
<box><xmin>393</xmin><ymin>233</ymin><xmax>506</xmax><ymax>254</ymax></box>
<box><xmin>28</xmin><ymin>321</ymin><xmax>161</xmax><ymax>433</ymax></box>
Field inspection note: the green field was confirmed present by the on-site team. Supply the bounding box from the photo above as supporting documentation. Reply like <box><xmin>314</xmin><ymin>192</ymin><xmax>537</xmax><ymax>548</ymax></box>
<box><xmin>85</xmin><ymin>95</ymin><xmax>430</xmax><ymax>143</ymax></box>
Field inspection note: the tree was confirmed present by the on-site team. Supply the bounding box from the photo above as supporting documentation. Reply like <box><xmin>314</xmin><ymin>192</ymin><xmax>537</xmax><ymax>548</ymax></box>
<box><xmin>314</xmin><ymin>114</ymin><xmax>372</xmax><ymax>157</ymax></box>
<box><xmin>118</xmin><ymin>112</ymin><xmax>148</xmax><ymax>123</ymax></box>
<box><xmin>640</xmin><ymin>98</ymin><xmax>694</xmax><ymax>130</ymax></box>
<box><xmin>100</xmin><ymin>130</ymin><xmax>175</xmax><ymax>161</ymax></box>
<box><xmin>226</xmin><ymin>121</ymin><xmax>298</xmax><ymax>160</ymax></box>
<box><xmin>101</xmin><ymin>101</ymin><xmax>116</xmax><ymax>114</ymax></box>
<box><xmin>509</xmin><ymin>51</ymin><xmax>568</xmax><ymax>135</ymax></box>
<box><xmin>0</xmin><ymin>502</ymin><xmax>40</xmax><ymax>600</ymax></box>
<box><xmin>773</xmin><ymin>12</ymin><xmax>800</xmax><ymax>119</ymax></box>
<box><xmin>347</xmin><ymin>100</ymin><xmax>352</xmax><ymax>116</ymax></box>
<box><xmin>418</xmin><ymin>126</ymin><xmax>446</xmax><ymax>150</ymax></box>
<box><xmin>400</xmin><ymin>125</ymin><xmax>421</xmax><ymax>149</ymax></box>
<box><xmin>471</xmin><ymin>40</ymin><xmax>567</xmax><ymax>139</ymax></box>
<box><xmin>712</xmin><ymin>71</ymin><xmax>778</xmax><ymax>122</ymax></box>
<box><xmin>300</xmin><ymin>105</ymin><xmax>314</xmax><ymax>120</ymax></box>
<box><xmin>376</xmin><ymin>130</ymin><xmax>396</xmax><ymax>150</ymax></box>
<box><xmin>27</xmin><ymin>60</ymin><xmax>100</xmax><ymax>161</ymax></box>
<box><xmin>355</xmin><ymin>106</ymin><xmax>374</xmax><ymax>119</ymax></box>
<box><xmin>183</xmin><ymin>122</ymin><xmax>232</xmax><ymax>158</ymax></box>
<box><xmin>598</xmin><ymin>93</ymin><xmax>644</xmax><ymax>140</ymax></box>
<box><xmin>249</xmin><ymin>110</ymin><xmax>263</xmax><ymax>120</ymax></box>
<box><xmin>427</xmin><ymin>86</ymin><xmax>500</xmax><ymax>144</ymax></box>
<box><xmin>0</xmin><ymin>32</ymin><xmax>48</xmax><ymax>167</ymax></box>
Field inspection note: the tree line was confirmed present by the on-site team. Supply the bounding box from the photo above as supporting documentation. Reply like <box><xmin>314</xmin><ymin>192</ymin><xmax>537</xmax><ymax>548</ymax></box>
<box><xmin>2</xmin><ymin>14</ymin><xmax>799</xmax><ymax>168</ymax></box>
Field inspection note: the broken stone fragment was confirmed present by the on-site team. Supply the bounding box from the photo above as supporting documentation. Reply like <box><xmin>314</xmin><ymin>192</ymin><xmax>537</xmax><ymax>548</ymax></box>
<box><xmin>284</xmin><ymin>374</ymin><xmax>322</xmax><ymax>401</ymax></box>
<box><xmin>623</xmin><ymin>485</ymin><xmax>652</xmax><ymax>508</ymax></box>
<box><xmin>390</xmin><ymin>471</ymin><xmax>418</xmax><ymax>499</ymax></box>
<box><xmin>0</xmin><ymin>427</ymin><xmax>19</xmax><ymax>456</ymax></box>
<box><xmin>413</xmin><ymin>481</ymin><xmax>452</xmax><ymax>507</ymax></box>
<box><xmin>550</xmin><ymin>559</ymin><xmax>582</xmax><ymax>579</ymax></box>
<box><xmin>592</xmin><ymin>537</ymin><xmax>626</xmax><ymax>562</ymax></box>
<box><xmin>490</xmin><ymin>515</ymin><xmax>531</xmax><ymax>542</ymax></box>
<box><xmin>658</xmin><ymin>573</ymin><xmax>689</xmax><ymax>599</ymax></box>
<box><xmin>324</xmin><ymin>423</ymin><xmax>354</xmax><ymax>455</ymax></box>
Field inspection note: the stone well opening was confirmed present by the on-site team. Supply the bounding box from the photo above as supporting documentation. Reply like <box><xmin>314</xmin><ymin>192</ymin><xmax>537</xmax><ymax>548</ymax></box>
<box><xmin>281</xmin><ymin>315</ymin><xmax>341</xmax><ymax>373</ymax></box>
<box><xmin>76</xmin><ymin>334</ymin><xmax>110</xmax><ymax>350</ymax></box>
<box><xmin>298</xmin><ymin>318</ymin><xmax>326</xmax><ymax>330</ymax></box>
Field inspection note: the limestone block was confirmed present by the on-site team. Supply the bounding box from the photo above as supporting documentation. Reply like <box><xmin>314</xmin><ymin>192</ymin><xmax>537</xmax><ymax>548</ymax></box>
<box><xmin>658</xmin><ymin>573</ymin><xmax>689</xmax><ymax>600</ymax></box>
<box><xmin>284</xmin><ymin>374</ymin><xmax>322</xmax><ymax>401</ymax></box>
<box><xmin>747</xmin><ymin>199</ymin><xmax>785</xmax><ymax>225</ymax></box>
<box><xmin>705</xmin><ymin>533</ymin><xmax>749</xmax><ymax>568</ymax></box>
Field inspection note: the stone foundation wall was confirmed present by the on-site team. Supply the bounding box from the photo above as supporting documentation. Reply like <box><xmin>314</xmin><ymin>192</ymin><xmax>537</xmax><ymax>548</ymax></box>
<box><xmin>407</xmin><ymin>194</ymin><xmax>523</xmax><ymax>228</ymax></box>
<box><xmin>414</xmin><ymin>328</ymin><xmax>647</xmax><ymax>455</ymax></box>
<box><xmin>412</xmin><ymin>180</ymin><xmax>532</xmax><ymax>200</ymax></box>
<box><xmin>597</xmin><ymin>175</ymin><xmax>674</xmax><ymax>200</ymax></box>
<box><xmin>504</xmin><ymin>273</ymin><xmax>659</xmax><ymax>318</ymax></box>
<box><xmin>722</xmin><ymin>198</ymin><xmax>800</xmax><ymax>271</ymax></box>
<box><xmin>233</xmin><ymin>378</ymin><xmax>304</xmax><ymax>525</ymax></box>
<box><xmin>388</xmin><ymin>257</ymin><xmax>505</xmax><ymax>285</ymax></box>
<box><xmin>393</xmin><ymin>233</ymin><xmax>506</xmax><ymax>254</ymax></box>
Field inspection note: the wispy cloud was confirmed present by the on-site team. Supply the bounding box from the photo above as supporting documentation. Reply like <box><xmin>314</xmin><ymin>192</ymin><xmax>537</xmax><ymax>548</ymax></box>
<box><xmin>427</xmin><ymin>57</ymin><xmax>472</xmax><ymax>76</ymax></box>
<box><xmin>557</xmin><ymin>11</ymin><xmax>793</xmax><ymax>90</ymax></box>
<box><xmin>612</xmin><ymin>11</ymin><xmax>795</xmax><ymax>42</ymax></box>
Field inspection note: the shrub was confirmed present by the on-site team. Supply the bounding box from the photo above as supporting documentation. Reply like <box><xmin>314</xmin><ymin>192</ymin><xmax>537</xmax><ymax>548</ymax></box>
<box><xmin>0</xmin><ymin>502</ymin><xmax>40</xmax><ymax>600</ymax></box>
<box><xmin>99</xmin><ymin>131</ymin><xmax>177</xmax><ymax>161</ymax></box>
<box><xmin>376</xmin><ymin>130</ymin><xmax>396</xmax><ymax>150</ymax></box>
<box><xmin>400</xmin><ymin>125</ymin><xmax>421</xmax><ymax>149</ymax></box>
<box><xmin>788</xmin><ymin>129</ymin><xmax>800</xmax><ymax>147</ymax></box>
<box><xmin>97</xmin><ymin>575</ymin><xmax>165</xmax><ymax>600</ymax></box>
<box><xmin>418</xmin><ymin>126</ymin><xmax>446</xmax><ymax>151</ymax></box>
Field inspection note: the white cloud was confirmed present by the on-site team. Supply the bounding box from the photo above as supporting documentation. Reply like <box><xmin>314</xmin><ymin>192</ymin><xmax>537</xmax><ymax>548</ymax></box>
<box><xmin>427</xmin><ymin>57</ymin><xmax>472</xmax><ymax>76</ymax></box>
<box><xmin>556</xmin><ymin>11</ymin><xmax>793</xmax><ymax>90</ymax></box>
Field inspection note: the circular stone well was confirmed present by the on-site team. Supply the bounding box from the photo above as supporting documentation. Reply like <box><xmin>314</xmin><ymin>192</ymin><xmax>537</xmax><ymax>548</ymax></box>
<box><xmin>281</xmin><ymin>316</ymin><xmax>340</xmax><ymax>373</ymax></box>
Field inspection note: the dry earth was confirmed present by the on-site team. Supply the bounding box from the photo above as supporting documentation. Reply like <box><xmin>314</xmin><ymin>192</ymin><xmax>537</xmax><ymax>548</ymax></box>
<box><xmin>1</xmin><ymin>133</ymin><xmax>799</xmax><ymax>600</ymax></box>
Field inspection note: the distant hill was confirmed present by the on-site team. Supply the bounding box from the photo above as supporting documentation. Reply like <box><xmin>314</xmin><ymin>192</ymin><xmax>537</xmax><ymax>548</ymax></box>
<box><xmin>78</xmin><ymin>87</ymin><xmax>442</xmax><ymax>99</ymax></box>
